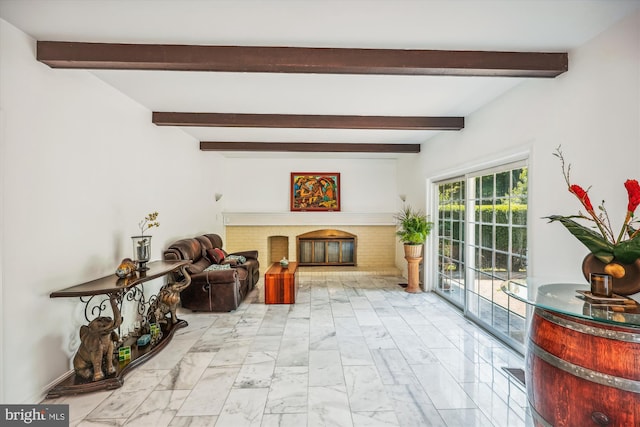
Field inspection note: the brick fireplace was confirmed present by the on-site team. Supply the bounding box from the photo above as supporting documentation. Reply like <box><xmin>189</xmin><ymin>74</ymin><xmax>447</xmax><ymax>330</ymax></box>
<box><xmin>222</xmin><ymin>212</ymin><xmax>396</xmax><ymax>270</ymax></box>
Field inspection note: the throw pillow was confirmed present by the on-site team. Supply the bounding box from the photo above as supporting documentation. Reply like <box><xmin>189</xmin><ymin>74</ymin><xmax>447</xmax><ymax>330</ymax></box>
<box><xmin>206</xmin><ymin>248</ymin><xmax>222</xmax><ymax>264</ymax></box>
<box><xmin>226</xmin><ymin>254</ymin><xmax>247</xmax><ymax>264</ymax></box>
<box><xmin>204</xmin><ymin>263</ymin><xmax>232</xmax><ymax>272</ymax></box>
<box><xmin>214</xmin><ymin>248</ymin><xmax>226</xmax><ymax>261</ymax></box>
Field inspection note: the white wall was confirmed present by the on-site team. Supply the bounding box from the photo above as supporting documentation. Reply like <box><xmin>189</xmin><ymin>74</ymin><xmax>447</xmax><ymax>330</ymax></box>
<box><xmin>0</xmin><ymin>19</ymin><xmax>228</xmax><ymax>403</ymax></box>
<box><xmin>221</xmin><ymin>156</ymin><xmax>399</xmax><ymax>213</ymax></box>
<box><xmin>399</xmin><ymin>10</ymin><xmax>640</xmax><ymax>289</ymax></box>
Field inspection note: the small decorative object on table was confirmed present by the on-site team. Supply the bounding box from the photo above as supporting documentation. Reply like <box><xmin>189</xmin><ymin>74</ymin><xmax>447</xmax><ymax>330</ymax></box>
<box><xmin>118</xmin><ymin>346</ymin><xmax>131</xmax><ymax>362</ymax></box>
<box><xmin>115</xmin><ymin>258</ymin><xmax>137</xmax><ymax>278</ymax></box>
<box><xmin>146</xmin><ymin>277</ymin><xmax>191</xmax><ymax>325</ymax></box>
<box><xmin>546</xmin><ymin>147</ymin><xmax>640</xmax><ymax>295</ymax></box>
<box><xmin>131</xmin><ymin>212</ymin><xmax>159</xmax><ymax>271</ymax></box>
<box><xmin>149</xmin><ymin>323</ymin><xmax>163</xmax><ymax>345</ymax></box>
<box><xmin>73</xmin><ymin>295</ymin><xmax>122</xmax><ymax>381</ymax></box>
<box><xmin>280</xmin><ymin>257</ymin><xmax>289</xmax><ymax>268</ymax></box>
<box><xmin>136</xmin><ymin>334</ymin><xmax>151</xmax><ymax>347</ymax></box>
<box><xmin>590</xmin><ymin>273</ymin><xmax>612</xmax><ymax>297</ymax></box>
<box><xmin>149</xmin><ymin>323</ymin><xmax>160</xmax><ymax>338</ymax></box>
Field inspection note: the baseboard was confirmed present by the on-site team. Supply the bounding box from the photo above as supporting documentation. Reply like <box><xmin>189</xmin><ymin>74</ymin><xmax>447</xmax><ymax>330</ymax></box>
<box><xmin>36</xmin><ymin>369</ymin><xmax>74</xmax><ymax>403</ymax></box>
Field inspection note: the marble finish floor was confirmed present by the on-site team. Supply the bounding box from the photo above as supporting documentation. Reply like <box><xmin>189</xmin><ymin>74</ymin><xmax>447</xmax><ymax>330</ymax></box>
<box><xmin>44</xmin><ymin>269</ymin><xmax>532</xmax><ymax>426</ymax></box>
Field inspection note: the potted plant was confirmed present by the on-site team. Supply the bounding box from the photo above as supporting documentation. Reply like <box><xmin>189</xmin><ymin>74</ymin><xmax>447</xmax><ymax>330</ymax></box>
<box><xmin>395</xmin><ymin>205</ymin><xmax>433</xmax><ymax>257</ymax></box>
<box><xmin>395</xmin><ymin>205</ymin><xmax>433</xmax><ymax>293</ymax></box>
<box><xmin>546</xmin><ymin>147</ymin><xmax>640</xmax><ymax>295</ymax></box>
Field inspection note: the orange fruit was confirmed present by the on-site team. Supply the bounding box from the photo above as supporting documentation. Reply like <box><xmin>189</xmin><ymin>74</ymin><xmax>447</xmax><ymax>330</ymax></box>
<box><xmin>604</xmin><ymin>262</ymin><xmax>626</xmax><ymax>279</ymax></box>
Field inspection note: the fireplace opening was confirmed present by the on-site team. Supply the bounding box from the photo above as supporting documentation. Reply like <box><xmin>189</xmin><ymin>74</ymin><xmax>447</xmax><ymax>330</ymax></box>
<box><xmin>296</xmin><ymin>229</ymin><xmax>357</xmax><ymax>266</ymax></box>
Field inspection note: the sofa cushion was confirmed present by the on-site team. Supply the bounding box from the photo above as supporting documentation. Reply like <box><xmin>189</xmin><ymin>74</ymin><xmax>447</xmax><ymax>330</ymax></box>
<box><xmin>168</xmin><ymin>238</ymin><xmax>203</xmax><ymax>263</ymax></box>
<box><xmin>196</xmin><ymin>235</ymin><xmax>214</xmax><ymax>255</ymax></box>
<box><xmin>202</xmin><ymin>234</ymin><xmax>224</xmax><ymax>250</ymax></box>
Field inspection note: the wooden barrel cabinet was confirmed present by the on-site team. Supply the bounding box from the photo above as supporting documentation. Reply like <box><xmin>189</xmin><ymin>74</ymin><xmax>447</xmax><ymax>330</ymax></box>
<box><xmin>504</xmin><ymin>282</ymin><xmax>640</xmax><ymax>427</ymax></box>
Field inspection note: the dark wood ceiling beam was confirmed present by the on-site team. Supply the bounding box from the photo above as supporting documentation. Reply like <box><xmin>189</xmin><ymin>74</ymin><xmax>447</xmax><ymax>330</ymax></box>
<box><xmin>152</xmin><ymin>112</ymin><xmax>464</xmax><ymax>130</ymax></box>
<box><xmin>200</xmin><ymin>142</ymin><xmax>420</xmax><ymax>153</ymax></box>
<box><xmin>37</xmin><ymin>42</ymin><xmax>567</xmax><ymax>77</ymax></box>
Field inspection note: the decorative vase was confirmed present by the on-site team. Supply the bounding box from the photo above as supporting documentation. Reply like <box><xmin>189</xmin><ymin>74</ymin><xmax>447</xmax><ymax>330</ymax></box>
<box><xmin>280</xmin><ymin>257</ymin><xmax>289</xmax><ymax>268</ymax></box>
<box><xmin>581</xmin><ymin>253</ymin><xmax>640</xmax><ymax>296</ymax></box>
<box><xmin>131</xmin><ymin>235</ymin><xmax>152</xmax><ymax>271</ymax></box>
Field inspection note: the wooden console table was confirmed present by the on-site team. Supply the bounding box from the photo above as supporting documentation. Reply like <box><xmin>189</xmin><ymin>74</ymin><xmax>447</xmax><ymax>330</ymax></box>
<box><xmin>504</xmin><ymin>280</ymin><xmax>640</xmax><ymax>427</ymax></box>
<box><xmin>264</xmin><ymin>262</ymin><xmax>298</xmax><ymax>304</ymax></box>
<box><xmin>47</xmin><ymin>260</ymin><xmax>191</xmax><ymax>398</ymax></box>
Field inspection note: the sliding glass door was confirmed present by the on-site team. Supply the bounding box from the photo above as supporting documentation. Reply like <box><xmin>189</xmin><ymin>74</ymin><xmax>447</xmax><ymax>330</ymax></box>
<box><xmin>436</xmin><ymin>163</ymin><xmax>528</xmax><ymax>351</ymax></box>
<box><xmin>437</xmin><ymin>179</ymin><xmax>466</xmax><ymax>308</ymax></box>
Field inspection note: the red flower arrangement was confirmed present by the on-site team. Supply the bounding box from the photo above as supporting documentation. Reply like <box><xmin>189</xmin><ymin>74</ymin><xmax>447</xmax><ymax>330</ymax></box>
<box><xmin>547</xmin><ymin>147</ymin><xmax>640</xmax><ymax>278</ymax></box>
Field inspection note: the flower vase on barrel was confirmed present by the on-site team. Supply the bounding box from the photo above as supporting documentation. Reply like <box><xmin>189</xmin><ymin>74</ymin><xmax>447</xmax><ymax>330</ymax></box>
<box><xmin>547</xmin><ymin>147</ymin><xmax>640</xmax><ymax>295</ymax></box>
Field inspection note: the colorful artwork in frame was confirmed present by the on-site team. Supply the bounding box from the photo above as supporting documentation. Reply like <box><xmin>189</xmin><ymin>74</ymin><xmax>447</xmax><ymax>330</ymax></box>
<box><xmin>290</xmin><ymin>173</ymin><xmax>340</xmax><ymax>211</ymax></box>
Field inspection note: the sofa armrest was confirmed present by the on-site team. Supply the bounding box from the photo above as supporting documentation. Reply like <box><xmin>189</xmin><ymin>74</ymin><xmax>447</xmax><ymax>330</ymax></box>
<box><xmin>230</xmin><ymin>250</ymin><xmax>258</xmax><ymax>261</ymax></box>
<box><xmin>228</xmin><ymin>265</ymin><xmax>249</xmax><ymax>281</ymax></box>
<box><xmin>163</xmin><ymin>249</ymin><xmax>183</xmax><ymax>262</ymax></box>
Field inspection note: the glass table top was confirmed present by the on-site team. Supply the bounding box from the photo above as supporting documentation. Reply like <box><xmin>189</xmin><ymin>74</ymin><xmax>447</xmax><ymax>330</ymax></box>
<box><xmin>502</xmin><ymin>279</ymin><xmax>640</xmax><ymax>328</ymax></box>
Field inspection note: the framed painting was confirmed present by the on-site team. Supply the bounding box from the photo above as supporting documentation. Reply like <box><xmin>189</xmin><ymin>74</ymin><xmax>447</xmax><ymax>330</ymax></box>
<box><xmin>290</xmin><ymin>172</ymin><xmax>341</xmax><ymax>211</ymax></box>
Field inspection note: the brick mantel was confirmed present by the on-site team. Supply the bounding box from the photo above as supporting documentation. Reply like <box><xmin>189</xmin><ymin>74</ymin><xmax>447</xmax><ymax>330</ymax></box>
<box><xmin>222</xmin><ymin>212</ymin><xmax>395</xmax><ymax>226</ymax></box>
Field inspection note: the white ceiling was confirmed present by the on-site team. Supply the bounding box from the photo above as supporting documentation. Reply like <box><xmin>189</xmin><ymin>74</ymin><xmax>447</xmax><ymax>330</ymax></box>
<box><xmin>1</xmin><ymin>0</ymin><xmax>639</xmax><ymax>158</ymax></box>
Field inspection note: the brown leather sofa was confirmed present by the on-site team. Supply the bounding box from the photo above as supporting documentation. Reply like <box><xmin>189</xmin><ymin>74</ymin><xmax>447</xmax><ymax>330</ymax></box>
<box><xmin>163</xmin><ymin>234</ymin><xmax>259</xmax><ymax>312</ymax></box>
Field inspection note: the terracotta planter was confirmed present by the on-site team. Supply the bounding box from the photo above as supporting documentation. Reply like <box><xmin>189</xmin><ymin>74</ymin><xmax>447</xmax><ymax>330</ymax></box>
<box><xmin>403</xmin><ymin>244</ymin><xmax>423</xmax><ymax>259</ymax></box>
